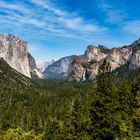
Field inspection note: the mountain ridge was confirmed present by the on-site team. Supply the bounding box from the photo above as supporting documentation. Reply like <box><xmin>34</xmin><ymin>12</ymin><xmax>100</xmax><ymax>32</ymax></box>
<box><xmin>0</xmin><ymin>33</ymin><xmax>140</xmax><ymax>82</ymax></box>
<box><xmin>68</xmin><ymin>38</ymin><xmax>140</xmax><ymax>81</ymax></box>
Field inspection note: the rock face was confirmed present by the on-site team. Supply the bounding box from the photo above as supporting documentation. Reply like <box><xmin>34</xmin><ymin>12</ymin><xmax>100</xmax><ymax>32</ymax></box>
<box><xmin>0</xmin><ymin>33</ymin><xmax>41</xmax><ymax>78</ymax></box>
<box><xmin>68</xmin><ymin>55</ymin><xmax>87</xmax><ymax>81</ymax></box>
<box><xmin>1</xmin><ymin>33</ymin><xmax>139</xmax><ymax>81</ymax></box>
<box><xmin>0</xmin><ymin>34</ymin><xmax>31</xmax><ymax>77</ymax></box>
<box><xmin>28</xmin><ymin>53</ymin><xmax>42</xmax><ymax>78</ymax></box>
<box><xmin>43</xmin><ymin>55</ymin><xmax>75</xmax><ymax>79</ymax></box>
<box><xmin>85</xmin><ymin>45</ymin><xmax>107</xmax><ymax>62</ymax></box>
<box><xmin>68</xmin><ymin>39</ymin><xmax>140</xmax><ymax>82</ymax></box>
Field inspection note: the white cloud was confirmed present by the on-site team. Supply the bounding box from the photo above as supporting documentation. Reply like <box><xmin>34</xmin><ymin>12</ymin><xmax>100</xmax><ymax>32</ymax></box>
<box><xmin>59</xmin><ymin>17</ymin><xmax>106</xmax><ymax>33</ymax></box>
<box><xmin>20</xmin><ymin>18</ymin><xmax>46</xmax><ymax>28</ymax></box>
<box><xmin>0</xmin><ymin>0</ymin><xmax>107</xmax><ymax>41</ymax></box>
<box><xmin>123</xmin><ymin>20</ymin><xmax>140</xmax><ymax>36</ymax></box>
<box><xmin>97</xmin><ymin>0</ymin><xmax>126</xmax><ymax>23</ymax></box>
<box><xmin>30</xmin><ymin>0</ymin><xmax>67</xmax><ymax>16</ymax></box>
<box><xmin>107</xmin><ymin>10</ymin><xmax>125</xmax><ymax>23</ymax></box>
<box><xmin>30</xmin><ymin>0</ymin><xmax>106</xmax><ymax>33</ymax></box>
<box><xmin>0</xmin><ymin>1</ymin><xmax>31</xmax><ymax>14</ymax></box>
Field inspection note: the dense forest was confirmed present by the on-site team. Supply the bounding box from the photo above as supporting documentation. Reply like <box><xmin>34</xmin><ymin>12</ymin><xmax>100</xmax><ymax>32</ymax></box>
<box><xmin>1</xmin><ymin>59</ymin><xmax>140</xmax><ymax>139</ymax></box>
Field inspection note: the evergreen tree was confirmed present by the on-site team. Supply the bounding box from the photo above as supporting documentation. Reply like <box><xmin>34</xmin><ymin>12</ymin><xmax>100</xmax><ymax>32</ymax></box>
<box><xmin>119</xmin><ymin>81</ymin><xmax>133</xmax><ymax>114</ymax></box>
<box><xmin>98</xmin><ymin>59</ymin><xmax>111</xmax><ymax>75</ymax></box>
<box><xmin>117</xmin><ymin>81</ymin><xmax>134</xmax><ymax>138</ymax></box>
<box><xmin>131</xmin><ymin>78</ymin><xmax>140</xmax><ymax>137</ymax></box>
<box><xmin>90</xmin><ymin>59</ymin><xmax>119</xmax><ymax>139</ymax></box>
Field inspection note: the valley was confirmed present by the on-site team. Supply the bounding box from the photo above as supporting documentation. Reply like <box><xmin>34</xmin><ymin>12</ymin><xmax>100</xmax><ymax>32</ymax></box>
<box><xmin>0</xmin><ymin>34</ymin><xmax>140</xmax><ymax>139</ymax></box>
<box><xmin>0</xmin><ymin>0</ymin><xmax>140</xmax><ymax>139</ymax></box>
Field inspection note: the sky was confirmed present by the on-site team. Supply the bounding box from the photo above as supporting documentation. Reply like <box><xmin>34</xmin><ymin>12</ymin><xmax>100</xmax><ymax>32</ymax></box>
<box><xmin>0</xmin><ymin>0</ymin><xmax>140</xmax><ymax>61</ymax></box>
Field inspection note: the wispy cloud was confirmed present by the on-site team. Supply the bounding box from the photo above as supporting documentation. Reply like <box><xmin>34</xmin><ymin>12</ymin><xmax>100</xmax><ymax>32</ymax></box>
<box><xmin>1</xmin><ymin>0</ymin><xmax>137</xmax><ymax>61</ymax></box>
<box><xmin>29</xmin><ymin>0</ymin><xmax>106</xmax><ymax>34</ymax></box>
<box><xmin>97</xmin><ymin>0</ymin><xmax>126</xmax><ymax>23</ymax></box>
<box><xmin>58</xmin><ymin>17</ymin><xmax>107</xmax><ymax>33</ymax></box>
<box><xmin>0</xmin><ymin>1</ymin><xmax>31</xmax><ymax>14</ymax></box>
<box><xmin>0</xmin><ymin>0</ymin><xmax>106</xmax><ymax>41</ymax></box>
<box><xmin>123</xmin><ymin>20</ymin><xmax>140</xmax><ymax>36</ymax></box>
<box><xmin>30</xmin><ymin>0</ymin><xmax>67</xmax><ymax>16</ymax></box>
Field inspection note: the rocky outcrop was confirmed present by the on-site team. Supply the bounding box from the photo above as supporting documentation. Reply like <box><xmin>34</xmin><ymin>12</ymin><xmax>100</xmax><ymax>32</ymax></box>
<box><xmin>68</xmin><ymin>39</ymin><xmax>140</xmax><ymax>82</ymax></box>
<box><xmin>68</xmin><ymin>45</ymin><xmax>108</xmax><ymax>81</ymax></box>
<box><xmin>0</xmin><ymin>33</ymin><xmax>42</xmax><ymax>78</ymax></box>
<box><xmin>68</xmin><ymin>46</ymin><xmax>110</xmax><ymax>81</ymax></box>
<box><xmin>106</xmin><ymin>47</ymin><xmax>132</xmax><ymax>71</ymax></box>
<box><xmin>1</xmin><ymin>33</ymin><xmax>139</xmax><ymax>81</ymax></box>
<box><xmin>43</xmin><ymin>55</ymin><xmax>75</xmax><ymax>79</ymax></box>
<box><xmin>85</xmin><ymin>45</ymin><xmax>107</xmax><ymax>62</ymax></box>
<box><xmin>128</xmin><ymin>39</ymin><xmax>140</xmax><ymax>70</ymax></box>
<box><xmin>68</xmin><ymin>55</ymin><xmax>86</xmax><ymax>81</ymax></box>
<box><xmin>0</xmin><ymin>33</ymin><xmax>31</xmax><ymax>77</ymax></box>
<box><xmin>28</xmin><ymin>53</ymin><xmax>42</xmax><ymax>78</ymax></box>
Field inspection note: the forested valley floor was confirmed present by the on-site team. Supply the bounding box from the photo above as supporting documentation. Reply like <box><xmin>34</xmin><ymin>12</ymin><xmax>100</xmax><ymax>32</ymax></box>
<box><xmin>1</xmin><ymin>60</ymin><xmax>140</xmax><ymax>139</ymax></box>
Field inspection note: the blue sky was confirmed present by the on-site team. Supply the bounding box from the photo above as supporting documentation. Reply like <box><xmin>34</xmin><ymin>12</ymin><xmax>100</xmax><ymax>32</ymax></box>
<box><xmin>0</xmin><ymin>0</ymin><xmax>140</xmax><ymax>61</ymax></box>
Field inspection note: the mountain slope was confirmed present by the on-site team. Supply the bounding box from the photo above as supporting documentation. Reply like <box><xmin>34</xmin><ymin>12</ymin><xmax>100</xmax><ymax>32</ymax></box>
<box><xmin>28</xmin><ymin>52</ymin><xmax>42</xmax><ymax>78</ymax></box>
<box><xmin>0</xmin><ymin>57</ymin><xmax>33</xmax><ymax>86</ymax></box>
<box><xmin>43</xmin><ymin>55</ymin><xmax>75</xmax><ymax>79</ymax></box>
<box><xmin>113</xmin><ymin>63</ymin><xmax>140</xmax><ymax>83</ymax></box>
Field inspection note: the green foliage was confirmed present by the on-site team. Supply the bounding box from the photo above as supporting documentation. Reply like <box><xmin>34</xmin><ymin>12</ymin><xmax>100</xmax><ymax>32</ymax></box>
<box><xmin>113</xmin><ymin>63</ymin><xmax>140</xmax><ymax>83</ymax></box>
<box><xmin>90</xmin><ymin>61</ymin><xmax>119</xmax><ymax>139</ymax></box>
<box><xmin>98</xmin><ymin>59</ymin><xmax>111</xmax><ymax>75</ymax></box>
<box><xmin>1</xmin><ymin>58</ymin><xmax>140</xmax><ymax>139</ymax></box>
<box><xmin>0</xmin><ymin>58</ymin><xmax>33</xmax><ymax>87</ymax></box>
<box><xmin>0</xmin><ymin>128</ymin><xmax>43</xmax><ymax>140</ymax></box>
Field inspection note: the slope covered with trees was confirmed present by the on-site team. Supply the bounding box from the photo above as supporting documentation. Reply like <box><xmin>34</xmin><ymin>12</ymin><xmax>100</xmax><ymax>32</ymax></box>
<box><xmin>1</xmin><ymin>59</ymin><xmax>140</xmax><ymax>139</ymax></box>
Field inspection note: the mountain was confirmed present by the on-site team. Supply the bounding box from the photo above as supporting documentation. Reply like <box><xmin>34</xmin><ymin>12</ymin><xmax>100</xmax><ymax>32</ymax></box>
<box><xmin>0</xmin><ymin>57</ymin><xmax>33</xmax><ymax>86</ymax></box>
<box><xmin>36</xmin><ymin>59</ymin><xmax>55</xmax><ymax>72</ymax></box>
<box><xmin>0</xmin><ymin>33</ymin><xmax>31</xmax><ymax>77</ymax></box>
<box><xmin>68</xmin><ymin>39</ymin><xmax>140</xmax><ymax>81</ymax></box>
<box><xmin>43</xmin><ymin>55</ymin><xmax>75</xmax><ymax>79</ymax></box>
<box><xmin>0</xmin><ymin>33</ymin><xmax>41</xmax><ymax>78</ymax></box>
<box><xmin>1</xmin><ymin>33</ymin><xmax>140</xmax><ymax>82</ymax></box>
<box><xmin>28</xmin><ymin>52</ymin><xmax>42</xmax><ymax>78</ymax></box>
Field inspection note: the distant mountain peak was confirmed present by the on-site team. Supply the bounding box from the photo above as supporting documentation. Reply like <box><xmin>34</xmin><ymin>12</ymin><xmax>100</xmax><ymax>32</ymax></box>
<box><xmin>43</xmin><ymin>55</ymin><xmax>75</xmax><ymax>79</ymax></box>
<box><xmin>36</xmin><ymin>59</ymin><xmax>55</xmax><ymax>73</ymax></box>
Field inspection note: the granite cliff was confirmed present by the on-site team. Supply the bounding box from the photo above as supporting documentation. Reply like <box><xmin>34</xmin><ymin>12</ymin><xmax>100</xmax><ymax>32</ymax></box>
<box><xmin>68</xmin><ymin>39</ymin><xmax>140</xmax><ymax>81</ymax></box>
<box><xmin>0</xmin><ymin>34</ymin><xmax>41</xmax><ymax>78</ymax></box>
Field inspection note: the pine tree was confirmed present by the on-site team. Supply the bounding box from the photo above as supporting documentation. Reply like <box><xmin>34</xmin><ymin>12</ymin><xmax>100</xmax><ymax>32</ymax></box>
<box><xmin>117</xmin><ymin>81</ymin><xmax>134</xmax><ymax>138</ymax></box>
<box><xmin>98</xmin><ymin>59</ymin><xmax>111</xmax><ymax>75</ymax></box>
<box><xmin>119</xmin><ymin>81</ymin><xmax>132</xmax><ymax>114</ymax></box>
<box><xmin>90</xmin><ymin>59</ymin><xmax>119</xmax><ymax>139</ymax></box>
<box><xmin>131</xmin><ymin>78</ymin><xmax>140</xmax><ymax>137</ymax></box>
